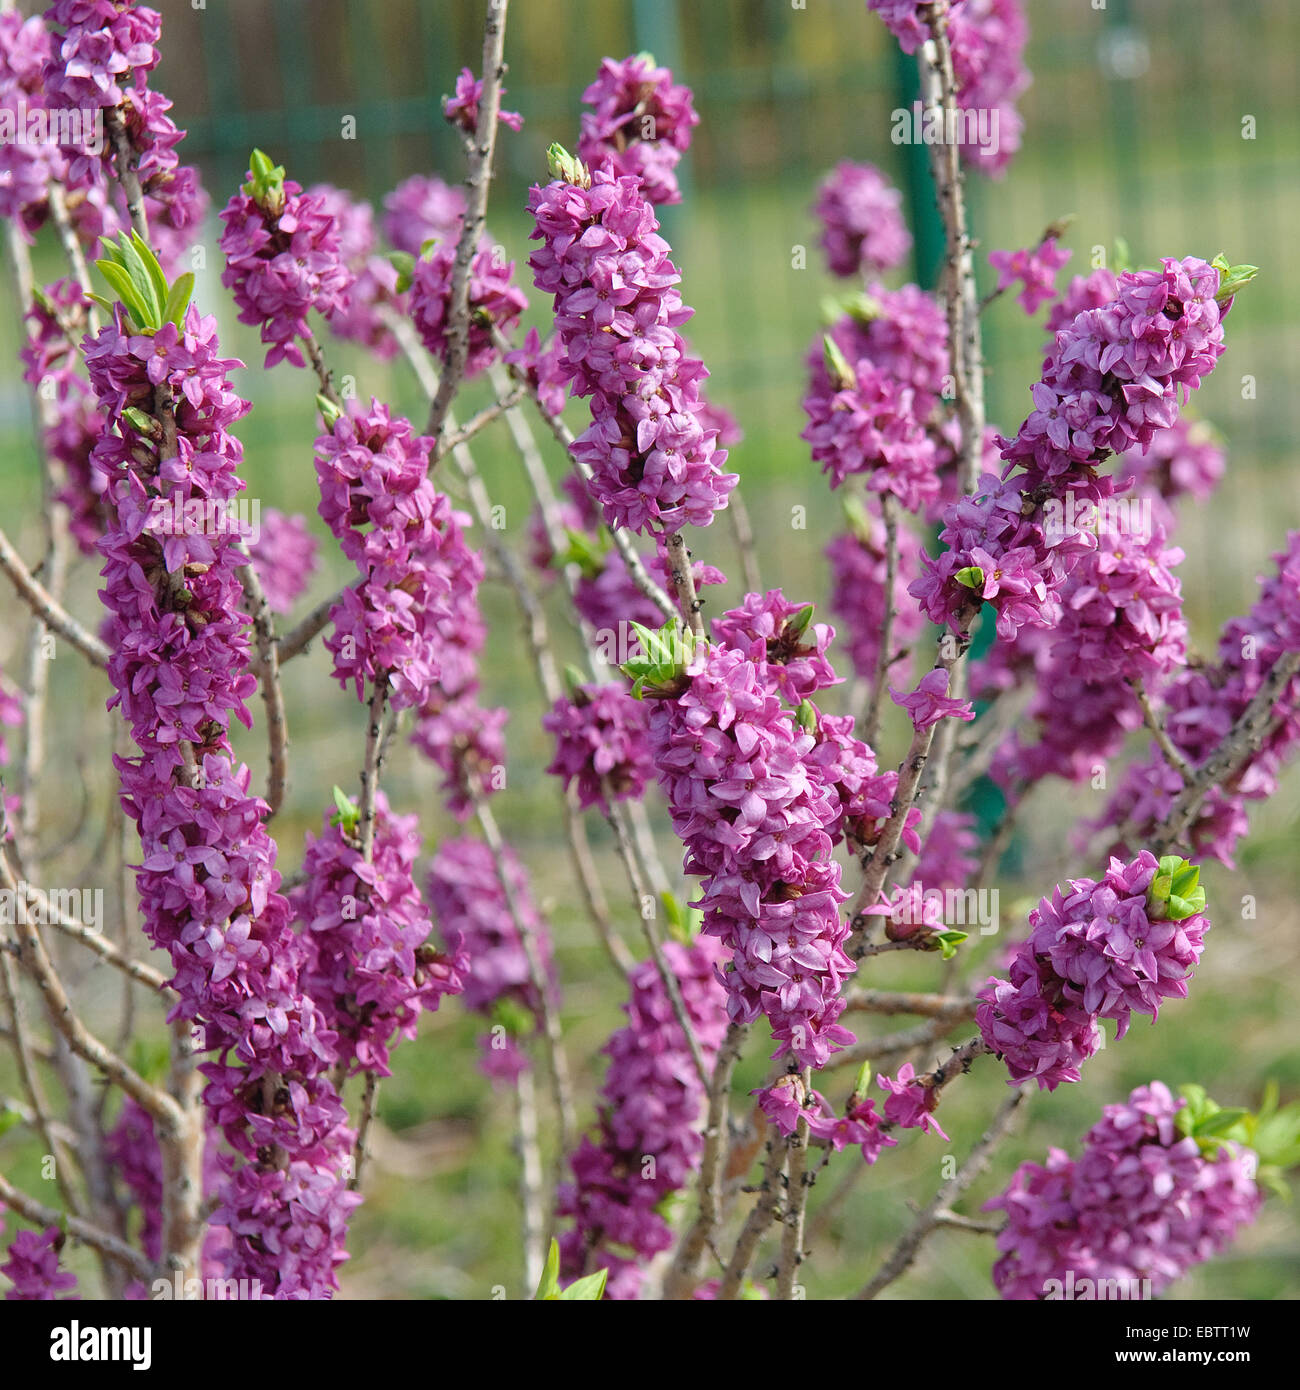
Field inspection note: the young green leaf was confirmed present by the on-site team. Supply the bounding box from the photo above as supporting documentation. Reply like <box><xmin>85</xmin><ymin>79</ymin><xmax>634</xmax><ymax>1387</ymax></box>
<box><xmin>163</xmin><ymin>271</ymin><xmax>195</xmax><ymax>329</ymax></box>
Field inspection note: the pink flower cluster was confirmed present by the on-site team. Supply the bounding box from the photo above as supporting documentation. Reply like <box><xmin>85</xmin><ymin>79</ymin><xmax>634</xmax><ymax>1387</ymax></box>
<box><xmin>803</xmin><ymin>284</ymin><xmax>952</xmax><ymax>515</ymax></box>
<box><xmin>428</xmin><ymin>838</ymin><xmax>553</xmax><ymax>1083</ymax></box>
<box><xmin>443</xmin><ymin>65</ymin><xmax>523</xmax><ymax>135</ymax></box>
<box><xmin>806</xmin><ymin>706</ymin><xmax>920</xmax><ymax>858</ymax></box>
<box><xmin>557</xmin><ymin>934</ymin><xmax>728</xmax><ymax>1298</ymax></box>
<box><xmin>802</xmin><ymin>359</ymin><xmax>939</xmax><ymax>511</ymax></box>
<box><xmin>219</xmin><ymin>173</ymin><xmax>352</xmax><ymax>368</ymax></box>
<box><xmin>43</xmin><ymin>1</ymin><xmax>204</xmax><ymax>235</ymax></box>
<box><xmin>247</xmin><ymin>508</ymin><xmax>317</xmax><ymax>615</ymax></box>
<box><xmin>409</xmin><ymin>236</ymin><xmax>527</xmax><ymax>379</ymax></box>
<box><xmin>313</xmin><ymin>401</ymin><xmax>478</xmax><ymax>712</ymax></box>
<box><xmin>577</xmin><ymin>53</ymin><xmax>699</xmax><ymax>206</ymax></box>
<box><xmin>84</xmin><ymin>303</ymin><xmax>359</xmax><ymax>1297</ymax></box>
<box><xmin>946</xmin><ymin>0</ymin><xmax>1030</xmax><ymax>177</ymax></box>
<box><xmin>2</xmin><ymin>1224</ymin><xmax>77</xmax><ymax>1300</ymax></box>
<box><xmin>528</xmin><ymin>165</ymin><xmax>737</xmax><ymax>534</ymax></box>
<box><xmin>0</xmin><ymin>11</ymin><xmax>60</xmax><ymax>230</ymax></box>
<box><xmin>381</xmin><ymin>173</ymin><xmax>465</xmax><ymax>256</ymax></box>
<box><xmin>646</xmin><ymin>630</ymin><xmax>856</xmax><ymax>1068</ymax></box>
<box><xmin>813</xmin><ymin>161</ymin><xmax>911</xmax><ymax>279</ymax></box>
<box><xmin>987</xmin><ymin>1082</ymin><xmax>1260</xmax><ymax>1299</ymax></box>
<box><xmin>976</xmin><ymin>506</ymin><xmax>1188</xmax><ymax>788</ymax></box>
<box><xmin>988</xmin><ymin>237</ymin><xmax>1071</xmax><ymax>315</ymax></box>
<box><xmin>308</xmin><ymin>183</ymin><xmax>404</xmax><ymax>359</ymax></box>
<box><xmin>914</xmin><ymin>257</ymin><xmax>1228</xmax><ymax>641</ymax></box>
<box><xmin>977</xmin><ymin>853</ymin><xmax>1209</xmax><ymax>1090</ymax></box>
<box><xmin>19</xmin><ymin>277</ymin><xmax>105</xmax><ymax>554</ymax></box>
<box><xmin>292</xmin><ymin>795</ymin><xmax>466</xmax><ymax>1079</ymax></box>
<box><xmin>543</xmin><ymin>680</ymin><xmax>653</xmax><ymax>813</ymax></box>
<box><xmin>1096</xmin><ymin>532</ymin><xmax>1300</xmax><ymax>867</ymax></box>
<box><xmin>712</xmin><ymin>589</ymin><xmax>839</xmax><ymax>704</ymax></box>
<box><xmin>1118</xmin><ymin>415</ymin><xmax>1225</xmax><ymax>504</ymax></box>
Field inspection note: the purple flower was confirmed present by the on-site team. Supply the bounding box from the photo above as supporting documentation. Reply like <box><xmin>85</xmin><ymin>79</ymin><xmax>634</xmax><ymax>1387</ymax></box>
<box><xmin>646</xmin><ymin>641</ymin><xmax>856</xmax><ymax>1068</ymax></box>
<box><xmin>381</xmin><ymin>173</ymin><xmax>466</xmax><ymax>255</ymax></box>
<box><xmin>442</xmin><ymin>65</ymin><xmax>523</xmax><ymax>134</ymax></box>
<box><xmin>890</xmin><ymin>668</ymin><xmax>975</xmax><ymax>730</ymax></box>
<box><xmin>713</xmin><ymin>589</ymin><xmax>840</xmax><ymax>703</ymax></box>
<box><xmin>308</xmin><ymin>183</ymin><xmax>404</xmax><ymax>358</ymax></box>
<box><xmin>1095</xmin><ymin>531</ymin><xmax>1300</xmax><ymax>867</ymax></box>
<box><xmin>802</xmin><ymin>359</ymin><xmax>940</xmax><ymax>512</ymax></box>
<box><xmin>543</xmin><ymin>681</ymin><xmax>653</xmax><ymax>813</ymax></box>
<box><xmin>428</xmin><ymin>838</ymin><xmax>553</xmax><ymax>1084</ymax></box>
<box><xmin>878</xmin><ymin>1062</ymin><xmax>950</xmax><ymax>1140</ymax></box>
<box><xmin>557</xmin><ymin>934</ymin><xmax>728</xmax><ymax>1298</ymax></box>
<box><xmin>987</xmin><ymin>1082</ymin><xmax>1261</xmax><ymax>1299</ymax></box>
<box><xmin>409</xmin><ymin>236</ymin><xmax>527</xmax><ymax>378</ymax></box>
<box><xmin>292</xmin><ymin>795</ymin><xmax>467</xmax><ymax>1079</ymax></box>
<box><xmin>2</xmin><ymin>1226</ymin><xmax>78</xmax><ymax>1300</ymax></box>
<box><xmin>988</xmin><ymin>237</ymin><xmax>1071</xmax><ymax>315</ymax></box>
<box><xmin>978</xmin><ymin>853</ymin><xmax>1209</xmax><ymax>1089</ymax></box>
<box><xmin>219</xmin><ymin>174</ymin><xmax>353</xmax><ymax>369</ymax></box>
<box><xmin>577</xmin><ymin>53</ymin><xmax>698</xmax><ymax>205</ymax></box>
<box><xmin>314</xmin><ymin>400</ymin><xmax>482</xmax><ymax>712</ymax></box>
<box><xmin>528</xmin><ymin>164</ymin><xmax>737</xmax><ymax>534</ymax></box>
<box><xmin>813</xmin><ymin>161</ymin><xmax>911</xmax><ymax>279</ymax></box>
<box><xmin>247</xmin><ymin>508</ymin><xmax>318</xmax><ymax>614</ymax></box>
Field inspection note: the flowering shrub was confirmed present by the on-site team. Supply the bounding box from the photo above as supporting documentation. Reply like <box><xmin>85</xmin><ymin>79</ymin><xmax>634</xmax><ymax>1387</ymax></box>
<box><xmin>0</xmin><ymin>0</ymin><xmax>1294</xmax><ymax>1317</ymax></box>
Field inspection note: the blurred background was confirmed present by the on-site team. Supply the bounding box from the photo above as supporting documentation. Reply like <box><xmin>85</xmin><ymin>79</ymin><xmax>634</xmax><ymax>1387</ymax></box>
<box><xmin>1</xmin><ymin>0</ymin><xmax>1298</xmax><ymax>1300</ymax></box>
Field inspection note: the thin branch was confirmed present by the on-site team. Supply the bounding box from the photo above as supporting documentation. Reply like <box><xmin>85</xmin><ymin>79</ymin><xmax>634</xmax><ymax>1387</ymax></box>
<box><xmin>717</xmin><ymin>1138</ymin><xmax>786</xmax><ymax>1300</ymax></box>
<box><xmin>17</xmin><ymin>879</ymin><xmax>171</xmax><ymax>995</ymax></box>
<box><xmin>514</xmin><ymin>1064</ymin><xmax>546</xmax><ymax>1292</ymax></box>
<box><xmin>0</xmin><ymin>951</ymin><xmax>84</xmax><ymax>1215</ymax></box>
<box><xmin>474</xmin><ymin>794</ymin><xmax>576</xmax><ymax>1153</ymax></box>
<box><xmin>606</xmin><ymin>800</ymin><xmax>710</xmax><ymax>1090</ymax></box>
<box><xmin>918</xmin><ymin>2</ymin><xmax>985</xmax><ymax>494</ymax></box>
<box><xmin>348</xmin><ymin>1072</ymin><xmax>380</xmax><ymax>1192</ymax></box>
<box><xmin>1150</xmin><ymin>650</ymin><xmax>1300</xmax><ymax>854</ymax></box>
<box><xmin>236</xmin><ymin>558</ymin><xmax>290</xmax><ymax>816</ymax></box>
<box><xmin>1129</xmin><ymin>675</ymin><xmax>1193</xmax><ymax>786</ymax></box>
<box><xmin>776</xmin><ymin>1071</ymin><xmax>811</xmax><ymax>1300</ymax></box>
<box><xmin>434</xmin><ymin>386</ymin><xmax>525</xmax><ymax>460</ymax></box>
<box><xmin>274</xmin><ymin>588</ymin><xmax>340</xmax><ymax>665</ymax></box>
<box><xmin>0</xmin><ymin>841</ymin><xmax>180</xmax><ymax>1130</ymax></box>
<box><xmin>854</xmin><ymin>1084</ymin><xmax>1027</xmax><ymax>1299</ymax></box>
<box><xmin>861</xmin><ymin>493</ymin><xmax>899</xmax><ymax>745</ymax></box>
<box><xmin>664</xmin><ymin>1021</ymin><xmax>747</xmax><ymax>1298</ymax></box>
<box><xmin>725</xmin><ymin>486</ymin><xmax>762</xmax><ymax>595</ymax></box>
<box><xmin>425</xmin><ymin>0</ymin><xmax>511</xmax><ymax>440</ymax></box>
<box><xmin>846</xmin><ymin>599</ymin><xmax>980</xmax><ymax>953</ymax></box>
<box><xmin>663</xmin><ymin>530</ymin><xmax>706</xmax><ymax>638</ymax></box>
<box><xmin>0</xmin><ymin>529</ymin><xmax>111</xmax><ymax>667</ymax></box>
<box><xmin>0</xmin><ymin>1170</ymin><xmax>156</xmax><ymax>1284</ymax></box>
<box><xmin>356</xmin><ymin>681</ymin><xmax>388</xmax><ymax>862</ymax></box>
<box><xmin>842</xmin><ymin>988</ymin><xmax>976</xmax><ymax>1020</ymax></box>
